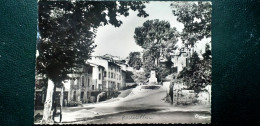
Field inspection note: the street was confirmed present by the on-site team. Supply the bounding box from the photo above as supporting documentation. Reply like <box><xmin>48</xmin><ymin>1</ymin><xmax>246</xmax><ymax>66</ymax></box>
<box><xmin>59</xmin><ymin>85</ymin><xmax>211</xmax><ymax>124</ymax></box>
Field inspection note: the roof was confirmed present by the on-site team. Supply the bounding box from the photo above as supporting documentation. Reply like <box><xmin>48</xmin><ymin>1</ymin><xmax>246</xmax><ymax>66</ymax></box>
<box><xmin>86</xmin><ymin>62</ymin><xmax>105</xmax><ymax>69</ymax></box>
<box><xmin>92</xmin><ymin>54</ymin><xmax>127</xmax><ymax>67</ymax></box>
<box><xmin>108</xmin><ymin>61</ymin><xmax>120</xmax><ymax>67</ymax></box>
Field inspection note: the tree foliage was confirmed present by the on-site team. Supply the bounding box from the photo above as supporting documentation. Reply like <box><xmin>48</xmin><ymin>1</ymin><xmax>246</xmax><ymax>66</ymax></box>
<box><xmin>134</xmin><ymin>19</ymin><xmax>178</xmax><ymax>50</ymax></box>
<box><xmin>131</xmin><ymin>71</ymin><xmax>147</xmax><ymax>84</ymax></box>
<box><xmin>134</xmin><ymin>19</ymin><xmax>179</xmax><ymax>59</ymax></box>
<box><xmin>170</xmin><ymin>1</ymin><xmax>212</xmax><ymax>91</ymax></box>
<box><xmin>37</xmin><ymin>1</ymin><xmax>149</xmax><ymax>85</ymax></box>
<box><xmin>142</xmin><ymin>50</ymin><xmax>158</xmax><ymax>77</ymax></box>
<box><xmin>142</xmin><ymin>50</ymin><xmax>174</xmax><ymax>82</ymax></box>
<box><xmin>125</xmin><ymin>71</ymin><xmax>135</xmax><ymax>83</ymax></box>
<box><xmin>171</xmin><ymin>1</ymin><xmax>211</xmax><ymax>47</ymax></box>
<box><xmin>127</xmin><ymin>52</ymin><xmax>142</xmax><ymax>70</ymax></box>
<box><xmin>157</xmin><ymin>58</ymin><xmax>174</xmax><ymax>82</ymax></box>
<box><xmin>37</xmin><ymin>1</ymin><xmax>149</xmax><ymax>123</ymax></box>
<box><xmin>178</xmin><ymin>48</ymin><xmax>212</xmax><ymax>91</ymax></box>
<box><xmin>134</xmin><ymin>19</ymin><xmax>179</xmax><ymax>81</ymax></box>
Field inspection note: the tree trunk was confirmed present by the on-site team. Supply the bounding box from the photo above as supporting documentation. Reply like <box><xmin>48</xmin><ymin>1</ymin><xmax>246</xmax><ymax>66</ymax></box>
<box><xmin>59</xmin><ymin>85</ymin><xmax>64</xmax><ymax>122</ymax></box>
<box><xmin>41</xmin><ymin>79</ymin><xmax>56</xmax><ymax>124</ymax></box>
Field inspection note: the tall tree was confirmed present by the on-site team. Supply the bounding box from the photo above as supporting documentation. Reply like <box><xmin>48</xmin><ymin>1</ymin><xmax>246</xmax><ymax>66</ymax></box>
<box><xmin>134</xmin><ymin>19</ymin><xmax>178</xmax><ymax>80</ymax></box>
<box><xmin>171</xmin><ymin>1</ymin><xmax>212</xmax><ymax>47</ymax></box>
<box><xmin>127</xmin><ymin>52</ymin><xmax>142</xmax><ymax>70</ymax></box>
<box><xmin>142</xmin><ymin>51</ymin><xmax>154</xmax><ymax>77</ymax></box>
<box><xmin>37</xmin><ymin>1</ymin><xmax>148</xmax><ymax>123</ymax></box>
<box><xmin>134</xmin><ymin>19</ymin><xmax>178</xmax><ymax>63</ymax></box>
<box><xmin>170</xmin><ymin>2</ymin><xmax>212</xmax><ymax>91</ymax></box>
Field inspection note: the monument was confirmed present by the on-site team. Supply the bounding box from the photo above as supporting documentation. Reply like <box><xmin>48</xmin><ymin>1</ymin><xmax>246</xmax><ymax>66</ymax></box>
<box><xmin>148</xmin><ymin>71</ymin><xmax>158</xmax><ymax>85</ymax></box>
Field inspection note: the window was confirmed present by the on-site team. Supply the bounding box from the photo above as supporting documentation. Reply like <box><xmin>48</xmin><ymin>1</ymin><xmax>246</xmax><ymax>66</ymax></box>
<box><xmin>99</xmin><ymin>73</ymin><xmax>101</xmax><ymax>80</ymax></box>
<box><xmin>111</xmin><ymin>73</ymin><xmax>113</xmax><ymax>78</ymax></box>
<box><xmin>81</xmin><ymin>76</ymin><xmax>84</xmax><ymax>86</ymax></box>
<box><xmin>81</xmin><ymin>92</ymin><xmax>84</xmax><ymax>99</ymax></box>
<box><xmin>104</xmin><ymin>71</ymin><xmax>106</xmax><ymax>77</ymax></box>
<box><xmin>92</xmin><ymin>85</ymin><xmax>94</xmax><ymax>90</ymax></box>
<box><xmin>108</xmin><ymin>72</ymin><xmax>110</xmax><ymax>78</ymax></box>
<box><xmin>98</xmin><ymin>67</ymin><xmax>100</xmax><ymax>71</ymax></box>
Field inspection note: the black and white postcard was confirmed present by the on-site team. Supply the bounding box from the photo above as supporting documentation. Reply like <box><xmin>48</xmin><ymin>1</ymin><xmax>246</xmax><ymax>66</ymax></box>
<box><xmin>35</xmin><ymin>1</ymin><xmax>212</xmax><ymax>124</ymax></box>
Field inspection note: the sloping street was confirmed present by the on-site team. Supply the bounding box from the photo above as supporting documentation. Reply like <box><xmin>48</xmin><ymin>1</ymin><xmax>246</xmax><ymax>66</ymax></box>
<box><xmin>60</xmin><ymin>85</ymin><xmax>210</xmax><ymax>124</ymax></box>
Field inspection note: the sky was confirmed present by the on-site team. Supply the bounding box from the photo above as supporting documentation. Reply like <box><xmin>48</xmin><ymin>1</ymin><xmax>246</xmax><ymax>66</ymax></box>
<box><xmin>92</xmin><ymin>1</ymin><xmax>185</xmax><ymax>59</ymax></box>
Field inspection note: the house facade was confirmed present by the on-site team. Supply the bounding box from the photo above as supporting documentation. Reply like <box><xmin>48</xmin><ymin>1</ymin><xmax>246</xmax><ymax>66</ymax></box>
<box><xmin>89</xmin><ymin>63</ymin><xmax>105</xmax><ymax>91</ymax></box>
<box><xmin>35</xmin><ymin>54</ymin><xmax>128</xmax><ymax>106</ymax></box>
<box><xmin>68</xmin><ymin>64</ymin><xmax>93</xmax><ymax>103</ymax></box>
<box><xmin>87</xmin><ymin>55</ymin><xmax>126</xmax><ymax>92</ymax></box>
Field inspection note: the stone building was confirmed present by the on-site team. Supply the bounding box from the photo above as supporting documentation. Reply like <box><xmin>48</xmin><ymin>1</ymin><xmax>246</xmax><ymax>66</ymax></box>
<box><xmin>67</xmin><ymin>64</ymin><xmax>93</xmax><ymax>103</ymax></box>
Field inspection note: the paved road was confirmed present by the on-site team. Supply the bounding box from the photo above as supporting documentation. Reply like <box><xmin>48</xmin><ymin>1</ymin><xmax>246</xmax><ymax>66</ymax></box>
<box><xmin>61</xmin><ymin>85</ymin><xmax>211</xmax><ymax>124</ymax></box>
<box><xmin>74</xmin><ymin>109</ymin><xmax>211</xmax><ymax>124</ymax></box>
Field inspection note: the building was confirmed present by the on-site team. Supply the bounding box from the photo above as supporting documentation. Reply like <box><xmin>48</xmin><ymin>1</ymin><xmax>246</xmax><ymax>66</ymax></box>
<box><xmin>89</xmin><ymin>63</ymin><xmax>105</xmax><ymax>91</ymax></box>
<box><xmin>87</xmin><ymin>55</ymin><xmax>127</xmax><ymax>92</ymax></box>
<box><xmin>66</xmin><ymin>62</ymin><xmax>106</xmax><ymax>103</ymax></box>
<box><xmin>35</xmin><ymin>74</ymin><xmax>69</xmax><ymax>109</ymax></box>
<box><xmin>170</xmin><ymin>46</ymin><xmax>193</xmax><ymax>74</ymax></box>
<box><xmin>35</xmin><ymin>54</ymin><xmax>128</xmax><ymax>107</ymax></box>
<box><xmin>67</xmin><ymin>64</ymin><xmax>93</xmax><ymax>103</ymax></box>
